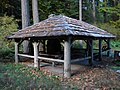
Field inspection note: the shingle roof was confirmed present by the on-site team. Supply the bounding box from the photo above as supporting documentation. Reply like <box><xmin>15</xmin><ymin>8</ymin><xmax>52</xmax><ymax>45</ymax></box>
<box><xmin>8</xmin><ymin>14</ymin><xmax>115</xmax><ymax>39</ymax></box>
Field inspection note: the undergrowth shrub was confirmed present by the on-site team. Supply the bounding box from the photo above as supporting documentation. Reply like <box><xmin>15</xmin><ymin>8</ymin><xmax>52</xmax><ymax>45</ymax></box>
<box><xmin>110</xmin><ymin>20</ymin><xmax>120</xmax><ymax>28</ymax></box>
<box><xmin>111</xmin><ymin>41</ymin><xmax>120</xmax><ymax>49</ymax></box>
<box><xmin>97</xmin><ymin>23</ymin><xmax>120</xmax><ymax>41</ymax></box>
<box><xmin>0</xmin><ymin>47</ymin><xmax>14</xmax><ymax>61</ymax></box>
<box><xmin>0</xmin><ymin>15</ymin><xmax>18</xmax><ymax>61</ymax></box>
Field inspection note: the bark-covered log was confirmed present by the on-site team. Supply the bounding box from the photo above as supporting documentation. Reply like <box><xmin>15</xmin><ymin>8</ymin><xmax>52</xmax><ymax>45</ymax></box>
<box><xmin>21</xmin><ymin>0</ymin><xmax>30</xmax><ymax>53</ymax></box>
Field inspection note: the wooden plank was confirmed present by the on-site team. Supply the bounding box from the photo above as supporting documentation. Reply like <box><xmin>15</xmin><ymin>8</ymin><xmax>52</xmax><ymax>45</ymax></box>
<box><xmin>18</xmin><ymin>54</ymin><xmax>34</xmax><ymax>58</ymax></box>
<box><xmin>64</xmin><ymin>37</ymin><xmax>71</xmax><ymax>78</ymax></box>
<box><xmin>38</xmin><ymin>56</ymin><xmax>64</xmax><ymax>63</ymax></box>
<box><xmin>15</xmin><ymin>42</ymin><xmax>19</xmax><ymax>63</ymax></box>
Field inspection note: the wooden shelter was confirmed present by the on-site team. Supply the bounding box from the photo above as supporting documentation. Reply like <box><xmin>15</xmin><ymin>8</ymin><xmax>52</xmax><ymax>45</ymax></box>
<box><xmin>8</xmin><ymin>14</ymin><xmax>115</xmax><ymax>78</ymax></box>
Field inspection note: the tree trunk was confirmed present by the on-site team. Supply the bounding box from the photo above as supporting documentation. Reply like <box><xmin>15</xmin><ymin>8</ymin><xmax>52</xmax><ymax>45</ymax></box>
<box><xmin>21</xmin><ymin>0</ymin><xmax>30</xmax><ymax>29</ymax></box>
<box><xmin>21</xmin><ymin>0</ymin><xmax>30</xmax><ymax>53</ymax></box>
<box><xmin>28</xmin><ymin>0</ymin><xmax>40</xmax><ymax>55</ymax></box>
<box><xmin>103</xmin><ymin>12</ymin><xmax>107</xmax><ymax>23</ymax></box>
<box><xmin>92</xmin><ymin>0</ymin><xmax>96</xmax><ymax>24</ymax></box>
<box><xmin>32</xmin><ymin>0</ymin><xmax>39</xmax><ymax>23</ymax></box>
<box><xmin>31</xmin><ymin>0</ymin><xmax>40</xmax><ymax>55</ymax></box>
<box><xmin>103</xmin><ymin>0</ymin><xmax>107</xmax><ymax>23</ymax></box>
<box><xmin>79</xmin><ymin>0</ymin><xmax>82</xmax><ymax>21</ymax></box>
<box><xmin>79</xmin><ymin>0</ymin><xmax>83</xmax><ymax>47</ymax></box>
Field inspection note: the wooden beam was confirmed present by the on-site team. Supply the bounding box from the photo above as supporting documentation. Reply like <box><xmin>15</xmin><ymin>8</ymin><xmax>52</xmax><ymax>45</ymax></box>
<box><xmin>64</xmin><ymin>37</ymin><xmax>71</xmax><ymax>78</ymax></box>
<box><xmin>33</xmin><ymin>42</ymin><xmax>39</xmax><ymax>68</ymax></box>
<box><xmin>99</xmin><ymin>39</ymin><xmax>102</xmax><ymax>61</ymax></box>
<box><xmin>18</xmin><ymin>53</ymin><xmax>64</xmax><ymax>63</ymax></box>
<box><xmin>18</xmin><ymin>54</ymin><xmax>34</xmax><ymax>58</ymax></box>
<box><xmin>15</xmin><ymin>42</ymin><xmax>19</xmax><ymax>63</ymax></box>
<box><xmin>38</xmin><ymin>56</ymin><xmax>64</xmax><ymax>63</ymax></box>
<box><xmin>18</xmin><ymin>39</ymin><xmax>24</xmax><ymax>46</ymax></box>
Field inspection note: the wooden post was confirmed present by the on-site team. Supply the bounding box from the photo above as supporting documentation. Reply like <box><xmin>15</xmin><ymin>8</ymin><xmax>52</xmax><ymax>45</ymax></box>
<box><xmin>43</xmin><ymin>40</ymin><xmax>46</xmax><ymax>53</ymax></box>
<box><xmin>89</xmin><ymin>40</ymin><xmax>93</xmax><ymax>66</ymax></box>
<box><xmin>107</xmin><ymin>39</ymin><xmax>111</xmax><ymax>57</ymax></box>
<box><xmin>99</xmin><ymin>39</ymin><xmax>102</xmax><ymax>61</ymax></box>
<box><xmin>33</xmin><ymin>42</ymin><xmax>39</xmax><ymax>68</ymax></box>
<box><xmin>64</xmin><ymin>37</ymin><xmax>71</xmax><ymax>78</ymax></box>
<box><xmin>15</xmin><ymin>42</ymin><xmax>19</xmax><ymax>63</ymax></box>
<box><xmin>86</xmin><ymin>40</ymin><xmax>89</xmax><ymax>57</ymax></box>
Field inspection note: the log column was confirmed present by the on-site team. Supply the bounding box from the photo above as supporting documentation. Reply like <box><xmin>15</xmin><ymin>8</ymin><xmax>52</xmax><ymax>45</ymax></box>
<box><xmin>43</xmin><ymin>40</ymin><xmax>46</xmax><ymax>53</ymax></box>
<box><xmin>99</xmin><ymin>39</ymin><xmax>102</xmax><ymax>61</ymax></box>
<box><xmin>86</xmin><ymin>40</ymin><xmax>89</xmax><ymax>57</ymax></box>
<box><xmin>107</xmin><ymin>39</ymin><xmax>111</xmax><ymax>57</ymax></box>
<box><xmin>88</xmin><ymin>40</ymin><xmax>93</xmax><ymax>66</ymax></box>
<box><xmin>33</xmin><ymin>42</ymin><xmax>39</xmax><ymax>68</ymax></box>
<box><xmin>64</xmin><ymin>37</ymin><xmax>71</xmax><ymax>78</ymax></box>
<box><xmin>15</xmin><ymin>42</ymin><xmax>19</xmax><ymax>63</ymax></box>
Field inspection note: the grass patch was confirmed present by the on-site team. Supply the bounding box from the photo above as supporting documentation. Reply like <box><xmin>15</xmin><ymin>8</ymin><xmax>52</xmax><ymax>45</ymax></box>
<box><xmin>111</xmin><ymin>66</ymin><xmax>120</xmax><ymax>71</ymax></box>
<box><xmin>0</xmin><ymin>63</ymin><xmax>75</xmax><ymax>90</ymax></box>
<box><xmin>110</xmin><ymin>60</ymin><xmax>120</xmax><ymax>70</ymax></box>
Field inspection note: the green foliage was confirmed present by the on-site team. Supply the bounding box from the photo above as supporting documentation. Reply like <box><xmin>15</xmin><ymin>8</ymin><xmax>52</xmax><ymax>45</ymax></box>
<box><xmin>38</xmin><ymin>0</ymin><xmax>79</xmax><ymax>20</ymax></box>
<box><xmin>97</xmin><ymin>22</ymin><xmax>120</xmax><ymax>49</ymax></box>
<box><xmin>111</xmin><ymin>66</ymin><xmax>120</xmax><ymax>71</ymax></box>
<box><xmin>0</xmin><ymin>63</ymin><xmax>74</xmax><ymax>90</ymax></box>
<box><xmin>0</xmin><ymin>47</ymin><xmax>14</xmax><ymax>62</ymax></box>
<box><xmin>99</xmin><ymin>2</ymin><xmax>120</xmax><ymax>22</ymax></box>
<box><xmin>0</xmin><ymin>16</ymin><xmax>18</xmax><ymax>60</ymax></box>
<box><xmin>0</xmin><ymin>0</ymin><xmax>21</xmax><ymax>19</ymax></box>
<box><xmin>111</xmin><ymin>41</ymin><xmax>120</xmax><ymax>50</ymax></box>
<box><xmin>82</xmin><ymin>0</ymin><xmax>94</xmax><ymax>23</ymax></box>
<box><xmin>97</xmin><ymin>23</ymin><xmax>120</xmax><ymax>41</ymax></box>
<box><xmin>110</xmin><ymin>20</ymin><xmax>120</xmax><ymax>28</ymax></box>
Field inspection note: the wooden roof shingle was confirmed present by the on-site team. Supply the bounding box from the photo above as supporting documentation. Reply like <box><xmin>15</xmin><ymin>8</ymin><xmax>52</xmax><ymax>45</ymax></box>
<box><xmin>8</xmin><ymin>14</ymin><xmax>116</xmax><ymax>39</ymax></box>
